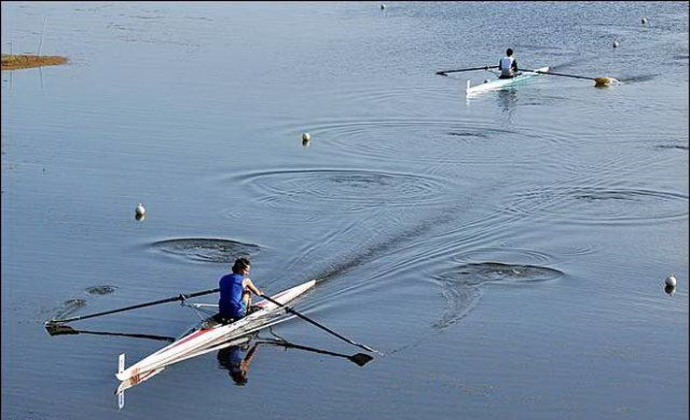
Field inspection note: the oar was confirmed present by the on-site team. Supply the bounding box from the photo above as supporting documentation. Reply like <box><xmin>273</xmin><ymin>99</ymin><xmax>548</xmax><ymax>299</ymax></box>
<box><xmin>436</xmin><ymin>65</ymin><xmax>498</xmax><ymax>76</ymax></box>
<box><xmin>45</xmin><ymin>287</ymin><xmax>220</xmax><ymax>325</ymax></box>
<box><xmin>258</xmin><ymin>338</ymin><xmax>374</xmax><ymax>367</ymax></box>
<box><xmin>260</xmin><ymin>294</ymin><xmax>382</xmax><ymax>355</ymax></box>
<box><xmin>524</xmin><ymin>68</ymin><xmax>618</xmax><ymax>86</ymax></box>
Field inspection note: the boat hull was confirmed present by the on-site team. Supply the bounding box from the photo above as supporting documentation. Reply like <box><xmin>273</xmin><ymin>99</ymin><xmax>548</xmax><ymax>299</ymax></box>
<box><xmin>466</xmin><ymin>66</ymin><xmax>550</xmax><ymax>95</ymax></box>
<box><xmin>116</xmin><ymin>280</ymin><xmax>316</xmax><ymax>382</ymax></box>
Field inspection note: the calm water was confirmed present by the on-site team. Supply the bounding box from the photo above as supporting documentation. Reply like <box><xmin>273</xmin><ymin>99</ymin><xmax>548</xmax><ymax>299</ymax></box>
<box><xmin>2</xmin><ymin>2</ymin><xmax>688</xmax><ymax>419</ymax></box>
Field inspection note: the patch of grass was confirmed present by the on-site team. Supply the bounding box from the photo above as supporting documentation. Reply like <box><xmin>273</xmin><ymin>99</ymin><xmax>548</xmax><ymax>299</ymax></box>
<box><xmin>1</xmin><ymin>54</ymin><xmax>68</xmax><ymax>71</ymax></box>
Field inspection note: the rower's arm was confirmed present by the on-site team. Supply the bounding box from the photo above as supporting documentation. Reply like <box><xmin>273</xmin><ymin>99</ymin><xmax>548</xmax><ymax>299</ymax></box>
<box><xmin>245</xmin><ymin>343</ymin><xmax>259</xmax><ymax>363</ymax></box>
<box><xmin>243</xmin><ymin>278</ymin><xmax>263</xmax><ymax>296</ymax></box>
<box><xmin>512</xmin><ymin>59</ymin><xmax>518</xmax><ymax>71</ymax></box>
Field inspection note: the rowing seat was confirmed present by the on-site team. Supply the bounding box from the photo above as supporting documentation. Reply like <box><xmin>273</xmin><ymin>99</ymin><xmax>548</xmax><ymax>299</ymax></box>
<box><xmin>211</xmin><ymin>314</ymin><xmax>237</xmax><ymax>325</ymax></box>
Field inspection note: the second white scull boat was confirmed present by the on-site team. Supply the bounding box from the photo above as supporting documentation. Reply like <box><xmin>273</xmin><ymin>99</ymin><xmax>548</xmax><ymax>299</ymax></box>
<box><xmin>116</xmin><ymin>280</ymin><xmax>316</xmax><ymax>382</ymax></box>
<box><xmin>466</xmin><ymin>66</ymin><xmax>550</xmax><ymax>96</ymax></box>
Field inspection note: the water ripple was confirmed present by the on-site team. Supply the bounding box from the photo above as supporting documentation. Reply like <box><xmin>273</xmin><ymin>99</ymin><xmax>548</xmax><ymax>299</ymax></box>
<box><xmin>451</xmin><ymin>262</ymin><xmax>564</xmax><ymax>285</ymax></box>
<box><xmin>453</xmin><ymin>247</ymin><xmax>555</xmax><ymax>265</ymax></box>
<box><xmin>151</xmin><ymin>238</ymin><xmax>261</xmax><ymax>264</ymax></box>
<box><xmin>230</xmin><ymin>168</ymin><xmax>449</xmax><ymax>212</ymax></box>
<box><xmin>281</xmin><ymin>119</ymin><xmax>533</xmax><ymax>164</ymax></box>
<box><xmin>501</xmin><ymin>186</ymin><xmax>688</xmax><ymax>226</ymax></box>
<box><xmin>52</xmin><ymin>298</ymin><xmax>87</xmax><ymax>320</ymax></box>
<box><xmin>432</xmin><ymin>262</ymin><xmax>563</xmax><ymax>329</ymax></box>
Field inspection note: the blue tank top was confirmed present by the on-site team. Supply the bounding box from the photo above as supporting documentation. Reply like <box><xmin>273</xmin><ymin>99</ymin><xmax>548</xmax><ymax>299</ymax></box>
<box><xmin>219</xmin><ymin>273</ymin><xmax>244</xmax><ymax>318</ymax></box>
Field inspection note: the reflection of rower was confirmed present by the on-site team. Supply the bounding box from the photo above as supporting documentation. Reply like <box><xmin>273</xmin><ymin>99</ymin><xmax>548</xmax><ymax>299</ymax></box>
<box><xmin>217</xmin><ymin>342</ymin><xmax>259</xmax><ymax>386</ymax></box>
<box><xmin>215</xmin><ymin>334</ymin><xmax>373</xmax><ymax>387</ymax></box>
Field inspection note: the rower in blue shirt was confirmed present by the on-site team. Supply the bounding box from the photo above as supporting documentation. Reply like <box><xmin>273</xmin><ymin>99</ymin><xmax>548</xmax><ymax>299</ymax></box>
<box><xmin>218</xmin><ymin>257</ymin><xmax>263</xmax><ymax>323</ymax></box>
<box><xmin>498</xmin><ymin>48</ymin><xmax>518</xmax><ymax>79</ymax></box>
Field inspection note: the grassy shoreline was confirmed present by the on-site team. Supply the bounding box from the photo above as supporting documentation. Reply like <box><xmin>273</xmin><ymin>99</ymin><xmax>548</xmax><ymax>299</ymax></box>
<box><xmin>1</xmin><ymin>54</ymin><xmax>68</xmax><ymax>71</ymax></box>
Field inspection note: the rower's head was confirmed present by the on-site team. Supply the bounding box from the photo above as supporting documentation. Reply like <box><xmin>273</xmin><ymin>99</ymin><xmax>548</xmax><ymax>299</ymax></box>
<box><xmin>506</xmin><ymin>48</ymin><xmax>513</xmax><ymax>57</ymax></box>
<box><xmin>232</xmin><ymin>257</ymin><xmax>251</xmax><ymax>276</ymax></box>
<box><xmin>230</xmin><ymin>368</ymin><xmax>248</xmax><ymax>385</ymax></box>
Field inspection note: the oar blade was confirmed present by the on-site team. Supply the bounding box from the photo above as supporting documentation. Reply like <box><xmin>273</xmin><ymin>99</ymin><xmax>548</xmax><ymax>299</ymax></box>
<box><xmin>349</xmin><ymin>353</ymin><xmax>374</xmax><ymax>367</ymax></box>
<box><xmin>594</xmin><ymin>77</ymin><xmax>617</xmax><ymax>87</ymax></box>
<box><xmin>45</xmin><ymin>323</ymin><xmax>78</xmax><ymax>336</ymax></box>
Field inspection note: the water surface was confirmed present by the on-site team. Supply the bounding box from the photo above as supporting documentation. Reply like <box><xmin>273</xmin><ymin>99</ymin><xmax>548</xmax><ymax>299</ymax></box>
<box><xmin>2</xmin><ymin>2</ymin><xmax>688</xmax><ymax>420</ymax></box>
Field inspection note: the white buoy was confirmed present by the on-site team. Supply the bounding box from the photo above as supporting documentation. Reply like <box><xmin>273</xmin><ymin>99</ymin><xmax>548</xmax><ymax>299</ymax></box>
<box><xmin>302</xmin><ymin>133</ymin><xmax>311</xmax><ymax>142</ymax></box>
<box><xmin>665</xmin><ymin>274</ymin><xmax>677</xmax><ymax>288</ymax></box>
<box><xmin>380</xmin><ymin>4</ymin><xmax>385</xmax><ymax>10</ymax></box>
<box><xmin>613</xmin><ymin>40</ymin><xmax>620</xmax><ymax>48</ymax></box>
<box><xmin>135</xmin><ymin>203</ymin><xmax>146</xmax><ymax>217</ymax></box>
<box><xmin>641</xmin><ymin>17</ymin><xmax>648</xmax><ymax>25</ymax></box>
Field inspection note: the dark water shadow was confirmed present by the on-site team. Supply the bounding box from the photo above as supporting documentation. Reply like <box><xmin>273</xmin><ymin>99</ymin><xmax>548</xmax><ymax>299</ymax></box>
<box><xmin>617</xmin><ymin>74</ymin><xmax>660</xmax><ymax>84</ymax></box>
<box><xmin>433</xmin><ymin>262</ymin><xmax>564</xmax><ymax>329</ymax></box>
<box><xmin>84</xmin><ymin>285</ymin><xmax>118</xmax><ymax>295</ymax></box>
<box><xmin>151</xmin><ymin>238</ymin><xmax>261</xmax><ymax>264</ymax></box>
<box><xmin>386</xmin><ymin>261</ymin><xmax>564</xmax><ymax>355</ymax></box>
<box><xmin>45</xmin><ymin>285</ymin><xmax>119</xmax><ymax>322</ymax></box>
<box><xmin>51</xmin><ymin>298</ymin><xmax>87</xmax><ymax>321</ymax></box>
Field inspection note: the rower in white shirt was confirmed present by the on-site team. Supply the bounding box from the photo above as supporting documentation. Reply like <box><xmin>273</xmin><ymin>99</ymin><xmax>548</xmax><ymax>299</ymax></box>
<box><xmin>498</xmin><ymin>48</ymin><xmax>518</xmax><ymax>79</ymax></box>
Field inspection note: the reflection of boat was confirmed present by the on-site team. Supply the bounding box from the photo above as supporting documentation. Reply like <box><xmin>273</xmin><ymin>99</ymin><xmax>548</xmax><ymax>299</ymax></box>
<box><xmin>46</xmin><ymin>275</ymin><xmax>376</xmax><ymax>410</ymax></box>
<box><xmin>466</xmin><ymin>66</ymin><xmax>550</xmax><ymax>96</ymax></box>
<box><xmin>47</xmin><ymin>315</ymin><xmax>373</xmax><ymax>409</ymax></box>
<box><xmin>116</xmin><ymin>280</ymin><xmax>316</xmax><ymax>382</ymax></box>
<box><xmin>116</xmin><ymin>331</ymin><xmax>373</xmax><ymax>407</ymax></box>
<box><xmin>115</xmin><ymin>333</ymin><xmax>374</xmax><ymax>391</ymax></box>
<box><xmin>117</xmin><ymin>335</ymin><xmax>253</xmax><ymax>395</ymax></box>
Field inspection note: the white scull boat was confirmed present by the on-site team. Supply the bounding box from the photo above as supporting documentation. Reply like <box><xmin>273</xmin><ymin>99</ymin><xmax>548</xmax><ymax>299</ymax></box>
<box><xmin>116</xmin><ymin>335</ymin><xmax>251</xmax><ymax>396</ymax></box>
<box><xmin>116</xmin><ymin>280</ymin><xmax>316</xmax><ymax>382</ymax></box>
<box><xmin>466</xmin><ymin>66</ymin><xmax>550</xmax><ymax>96</ymax></box>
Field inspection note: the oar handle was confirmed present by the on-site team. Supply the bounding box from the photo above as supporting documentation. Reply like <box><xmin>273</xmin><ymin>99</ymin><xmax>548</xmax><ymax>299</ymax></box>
<box><xmin>46</xmin><ymin>287</ymin><xmax>220</xmax><ymax>325</ymax></box>
<box><xmin>260</xmin><ymin>294</ymin><xmax>379</xmax><ymax>354</ymax></box>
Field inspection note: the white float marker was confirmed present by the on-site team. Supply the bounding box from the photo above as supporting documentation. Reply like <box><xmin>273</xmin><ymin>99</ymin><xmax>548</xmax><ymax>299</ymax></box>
<box><xmin>135</xmin><ymin>203</ymin><xmax>146</xmax><ymax>217</ymax></box>
<box><xmin>665</xmin><ymin>274</ymin><xmax>677</xmax><ymax>288</ymax></box>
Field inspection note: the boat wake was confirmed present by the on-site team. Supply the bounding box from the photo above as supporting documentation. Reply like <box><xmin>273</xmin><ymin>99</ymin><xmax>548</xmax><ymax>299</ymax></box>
<box><xmin>432</xmin><ymin>262</ymin><xmax>563</xmax><ymax>330</ymax></box>
<box><xmin>501</xmin><ymin>186</ymin><xmax>688</xmax><ymax>226</ymax></box>
<box><xmin>44</xmin><ymin>285</ymin><xmax>119</xmax><ymax>323</ymax></box>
